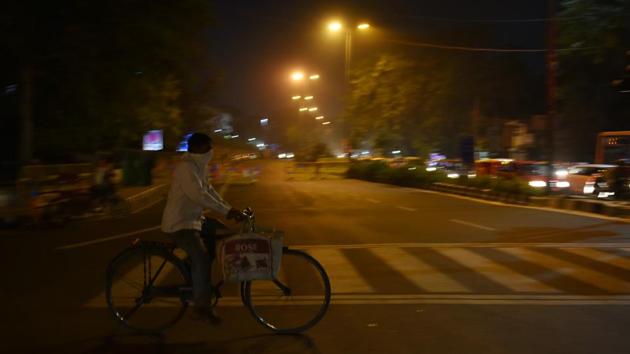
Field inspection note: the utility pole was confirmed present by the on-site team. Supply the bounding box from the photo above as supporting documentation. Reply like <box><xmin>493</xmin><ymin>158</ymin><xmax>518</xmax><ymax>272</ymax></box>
<box><xmin>19</xmin><ymin>65</ymin><xmax>34</xmax><ymax>164</ymax></box>
<box><xmin>546</xmin><ymin>0</ymin><xmax>558</xmax><ymax>194</ymax></box>
<box><xmin>345</xmin><ymin>31</ymin><xmax>352</xmax><ymax>80</ymax></box>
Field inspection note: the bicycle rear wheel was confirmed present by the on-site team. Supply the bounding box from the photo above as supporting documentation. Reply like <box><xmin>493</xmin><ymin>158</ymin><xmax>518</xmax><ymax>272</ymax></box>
<box><xmin>105</xmin><ymin>244</ymin><xmax>191</xmax><ymax>332</ymax></box>
<box><xmin>243</xmin><ymin>248</ymin><xmax>331</xmax><ymax>334</ymax></box>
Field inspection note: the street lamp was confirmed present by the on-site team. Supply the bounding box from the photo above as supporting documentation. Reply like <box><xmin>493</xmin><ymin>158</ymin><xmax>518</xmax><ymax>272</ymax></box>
<box><xmin>309</xmin><ymin>74</ymin><xmax>320</xmax><ymax>80</ymax></box>
<box><xmin>328</xmin><ymin>21</ymin><xmax>342</xmax><ymax>32</ymax></box>
<box><xmin>299</xmin><ymin>107</ymin><xmax>308</xmax><ymax>112</ymax></box>
<box><xmin>291</xmin><ymin>95</ymin><xmax>301</xmax><ymax>100</ymax></box>
<box><xmin>326</xmin><ymin>20</ymin><xmax>370</xmax><ymax>79</ymax></box>
<box><xmin>304</xmin><ymin>95</ymin><xmax>314</xmax><ymax>100</ymax></box>
<box><xmin>322</xmin><ymin>121</ymin><xmax>331</xmax><ymax>125</ymax></box>
<box><xmin>315</xmin><ymin>115</ymin><xmax>324</xmax><ymax>120</ymax></box>
<box><xmin>308</xmin><ymin>107</ymin><xmax>318</xmax><ymax>112</ymax></box>
<box><xmin>291</xmin><ymin>71</ymin><xmax>304</xmax><ymax>81</ymax></box>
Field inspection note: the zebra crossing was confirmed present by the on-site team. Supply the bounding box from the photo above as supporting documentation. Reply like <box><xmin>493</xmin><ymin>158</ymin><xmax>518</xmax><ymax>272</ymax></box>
<box><xmin>305</xmin><ymin>244</ymin><xmax>630</xmax><ymax>296</ymax></box>
<box><xmin>85</xmin><ymin>243</ymin><xmax>630</xmax><ymax>308</ymax></box>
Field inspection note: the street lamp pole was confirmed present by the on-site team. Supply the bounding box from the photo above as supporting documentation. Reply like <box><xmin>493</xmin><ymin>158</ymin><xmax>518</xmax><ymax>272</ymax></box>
<box><xmin>345</xmin><ymin>31</ymin><xmax>352</xmax><ymax>80</ymax></box>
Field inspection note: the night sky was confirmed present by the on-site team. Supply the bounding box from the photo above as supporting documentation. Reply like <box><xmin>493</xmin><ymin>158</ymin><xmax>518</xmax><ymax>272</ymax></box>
<box><xmin>211</xmin><ymin>0</ymin><xmax>548</xmax><ymax>122</ymax></box>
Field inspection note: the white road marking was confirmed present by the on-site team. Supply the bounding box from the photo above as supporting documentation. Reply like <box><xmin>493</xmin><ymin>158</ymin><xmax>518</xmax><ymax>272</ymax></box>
<box><xmin>503</xmin><ymin>248</ymin><xmax>630</xmax><ymax>293</ymax></box>
<box><xmin>396</xmin><ymin>206</ymin><xmax>417</xmax><ymax>212</ymax></box>
<box><xmin>291</xmin><ymin>243</ymin><xmax>630</xmax><ymax>250</ymax></box>
<box><xmin>437</xmin><ymin>248</ymin><xmax>559</xmax><ymax>293</ymax></box>
<box><xmin>365</xmin><ymin>198</ymin><xmax>381</xmax><ymax>204</ymax></box>
<box><xmin>449</xmin><ymin>219</ymin><xmax>497</xmax><ymax>231</ymax></box>
<box><xmin>55</xmin><ymin>225</ymin><xmax>161</xmax><ymax>251</ymax></box>
<box><xmin>562</xmin><ymin>248</ymin><xmax>630</xmax><ymax>271</ymax></box>
<box><xmin>402</xmin><ymin>187</ymin><xmax>630</xmax><ymax>223</ymax></box>
<box><xmin>85</xmin><ymin>294</ymin><xmax>630</xmax><ymax>307</ymax></box>
<box><xmin>126</xmin><ymin>184</ymin><xmax>167</xmax><ymax>201</ymax></box>
<box><xmin>369</xmin><ymin>247</ymin><xmax>470</xmax><ymax>293</ymax></box>
<box><xmin>307</xmin><ymin>248</ymin><xmax>375</xmax><ymax>293</ymax></box>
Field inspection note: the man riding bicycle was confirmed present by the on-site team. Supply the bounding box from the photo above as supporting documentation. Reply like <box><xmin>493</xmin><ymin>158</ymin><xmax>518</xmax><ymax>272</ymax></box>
<box><xmin>161</xmin><ymin>132</ymin><xmax>244</xmax><ymax>322</ymax></box>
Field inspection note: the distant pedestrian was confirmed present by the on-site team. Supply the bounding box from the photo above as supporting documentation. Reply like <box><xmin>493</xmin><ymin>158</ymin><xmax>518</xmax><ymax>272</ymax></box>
<box><xmin>93</xmin><ymin>157</ymin><xmax>116</xmax><ymax>209</ymax></box>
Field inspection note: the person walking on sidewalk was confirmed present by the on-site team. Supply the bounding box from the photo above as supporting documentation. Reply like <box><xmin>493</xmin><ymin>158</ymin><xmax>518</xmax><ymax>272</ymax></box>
<box><xmin>161</xmin><ymin>132</ymin><xmax>244</xmax><ymax>322</ymax></box>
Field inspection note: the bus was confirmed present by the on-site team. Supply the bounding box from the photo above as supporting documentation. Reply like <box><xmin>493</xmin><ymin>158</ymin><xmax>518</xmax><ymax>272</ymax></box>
<box><xmin>595</xmin><ymin>131</ymin><xmax>630</xmax><ymax>164</ymax></box>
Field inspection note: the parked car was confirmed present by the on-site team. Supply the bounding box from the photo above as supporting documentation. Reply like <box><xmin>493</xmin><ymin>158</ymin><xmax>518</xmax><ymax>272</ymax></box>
<box><xmin>566</xmin><ymin>164</ymin><xmax>616</xmax><ymax>195</ymax></box>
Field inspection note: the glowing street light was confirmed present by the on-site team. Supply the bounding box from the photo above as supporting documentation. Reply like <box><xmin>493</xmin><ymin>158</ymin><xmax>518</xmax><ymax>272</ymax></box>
<box><xmin>322</xmin><ymin>121</ymin><xmax>331</xmax><ymax>125</ymax></box>
<box><xmin>291</xmin><ymin>71</ymin><xmax>304</xmax><ymax>81</ymax></box>
<box><xmin>327</xmin><ymin>21</ymin><xmax>342</xmax><ymax>32</ymax></box>
<box><xmin>308</xmin><ymin>107</ymin><xmax>318</xmax><ymax>112</ymax></box>
<box><xmin>309</xmin><ymin>74</ymin><xmax>320</xmax><ymax>80</ymax></box>
<box><xmin>326</xmin><ymin>20</ymin><xmax>371</xmax><ymax>79</ymax></box>
<box><xmin>248</xmin><ymin>137</ymin><xmax>256</xmax><ymax>142</ymax></box>
<box><xmin>299</xmin><ymin>107</ymin><xmax>308</xmax><ymax>112</ymax></box>
<box><xmin>304</xmin><ymin>95</ymin><xmax>314</xmax><ymax>100</ymax></box>
<box><xmin>315</xmin><ymin>115</ymin><xmax>324</xmax><ymax>120</ymax></box>
<box><xmin>291</xmin><ymin>95</ymin><xmax>301</xmax><ymax>100</ymax></box>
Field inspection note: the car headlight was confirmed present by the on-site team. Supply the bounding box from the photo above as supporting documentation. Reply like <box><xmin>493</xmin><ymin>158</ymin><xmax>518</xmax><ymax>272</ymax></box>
<box><xmin>447</xmin><ymin>173</ymin><xmax>459</xmax><ymax>179</ymax></box>
<box><xmin>556</xmin><ymin>181</ymin><xmax>570</xmax><ymax>188</ymax></box>
<box><xmin>528</xmin><ymin>180</ymin><xmax>547</xmax><ymax>188</ymax></box>
<box><xmin>555</xmin><ymin>170</ymin><xmax>568</xmax><ymax>178</ymax></box>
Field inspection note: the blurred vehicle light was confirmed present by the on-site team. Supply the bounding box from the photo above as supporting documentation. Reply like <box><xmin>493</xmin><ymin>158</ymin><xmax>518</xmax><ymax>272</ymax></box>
<box><xmin>528</xmin><ymin>180</ymin><xmax>547</xmax><ymax>188</ymax></box>
<box><xmin>556</xmin><ymin>181</ymin><xmax>570</xmax><ymax>188</ymax></box>
<box><xmin>447</xmin><ymin>173</ymin><xmax>459</xmax><ymax>179</ymax></box>
<box><xmin>555</xmin><ymin>169</ymin><xmax>569</xmax><ymax>178</ymax></box>
<box><xmin>583</xmin><ymin>183</ymin><xmax>595</xmax><ymax>194</ymax></box>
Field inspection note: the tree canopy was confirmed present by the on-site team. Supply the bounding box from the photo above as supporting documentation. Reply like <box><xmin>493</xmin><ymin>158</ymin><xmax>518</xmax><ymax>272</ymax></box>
<box><xmin>2</xmin><ymin>0</ymin><xmax>216</xmax><ymax>160</ymax></box>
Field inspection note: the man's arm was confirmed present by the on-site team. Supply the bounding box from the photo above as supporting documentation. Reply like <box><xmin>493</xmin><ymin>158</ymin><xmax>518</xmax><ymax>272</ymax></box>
<box><xmin>177</xmin><ymin>164</ymin><xmax>231</xmax><ymax>216</ymax></box>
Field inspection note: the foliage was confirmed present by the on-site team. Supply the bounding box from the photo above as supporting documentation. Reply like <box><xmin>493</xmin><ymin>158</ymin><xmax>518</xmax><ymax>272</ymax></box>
<box><xmin>2</xmin><ymin>0</ymin><xmax>215</xmax><ymax>159</ymax></box>
<box><xmin>557</xmin><ymin>0</ymin><xmax>630</xmax><ymax>161</ymax></box>
<box><xmin>347</xmin><ymin>161</ymin><xmax>543</xmax><ymax>196</ymax></box>
<box><xmin>343</xmin><ymin>49</ymin><xmax>537</xmax><ymax>158</ymax></box>
<box><xmin>295</xmin><ymin>142</ymin><xmax>332</xmax><ymax>162</ymax></box>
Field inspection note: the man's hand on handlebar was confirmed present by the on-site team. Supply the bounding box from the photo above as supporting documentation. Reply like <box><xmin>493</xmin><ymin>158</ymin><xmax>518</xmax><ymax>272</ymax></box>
<box><xmin>226</xmin><ymin>208</ymin><xmax>246</xmax><ymax>222</ymax></box>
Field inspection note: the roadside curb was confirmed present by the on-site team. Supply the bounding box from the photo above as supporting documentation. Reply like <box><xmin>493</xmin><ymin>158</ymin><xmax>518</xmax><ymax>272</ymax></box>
<box><xmin>431</xmin><ymin>182</ymin><xmax>629</xmax><ymax>219</ymax></box>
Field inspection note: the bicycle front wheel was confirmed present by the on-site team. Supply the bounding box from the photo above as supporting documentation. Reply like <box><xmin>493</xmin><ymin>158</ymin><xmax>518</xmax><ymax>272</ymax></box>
<box><xmin>243</xmin><ymin>248</ymin><xmax>331</xmax><ymax>334</ymax></box>
<box><xmin>105</xmin><ymin>244</ymin><xmax>191</xmax><ymax>332</ymax></box>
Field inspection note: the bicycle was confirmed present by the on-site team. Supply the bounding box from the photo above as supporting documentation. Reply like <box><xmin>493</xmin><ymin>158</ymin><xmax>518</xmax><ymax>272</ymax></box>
<box><xmin>105</xmin><ymin>208</ymin><xmax>331</xmax><ymax>334</ymax></box>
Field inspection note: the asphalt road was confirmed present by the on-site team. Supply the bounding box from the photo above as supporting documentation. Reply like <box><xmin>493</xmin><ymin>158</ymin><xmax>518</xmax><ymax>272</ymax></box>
<box><xmin>1</xmin><ymin>160</ymin><xmax>630</xmax><ymax>354</ymax></box>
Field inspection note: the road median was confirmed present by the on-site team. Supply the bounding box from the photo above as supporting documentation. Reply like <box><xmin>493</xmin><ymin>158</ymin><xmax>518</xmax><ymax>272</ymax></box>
<box><xmin>432</xmin><ymin>182</ymin><xmax>629</xmax><ymax>218</ymax></box>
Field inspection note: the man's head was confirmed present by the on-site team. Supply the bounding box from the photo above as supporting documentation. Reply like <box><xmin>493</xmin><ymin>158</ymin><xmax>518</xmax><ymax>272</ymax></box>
<box><xmin>187</xmin><ymin>133</ymin><xmax>213</xmax><ymax>154</ymax></box>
